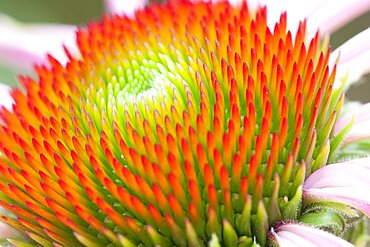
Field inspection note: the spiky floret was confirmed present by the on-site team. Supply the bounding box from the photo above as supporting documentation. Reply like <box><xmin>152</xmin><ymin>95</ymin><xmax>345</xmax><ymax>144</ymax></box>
<box><xmin>0</xmin><ymin>1</ymin><xmax>341</xmax><ymax>246</ymax></box>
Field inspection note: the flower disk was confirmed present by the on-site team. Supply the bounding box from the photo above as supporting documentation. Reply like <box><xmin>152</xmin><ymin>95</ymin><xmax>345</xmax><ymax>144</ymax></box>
<box><xmin>0</xmin><ymin>1</ymin><xmax>341</xmax><ymax>246</ymax></box>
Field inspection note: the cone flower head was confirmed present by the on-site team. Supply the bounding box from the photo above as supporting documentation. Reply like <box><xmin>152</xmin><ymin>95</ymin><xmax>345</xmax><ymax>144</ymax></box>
<box><xmin>0</xmin><ymin>1</ymin><xmax>356</xmax><ymax>246</ymax></box>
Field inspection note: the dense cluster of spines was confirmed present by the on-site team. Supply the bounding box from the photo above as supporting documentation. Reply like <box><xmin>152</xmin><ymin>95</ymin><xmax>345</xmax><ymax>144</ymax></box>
<box><xmin>0</xmin><ymin>1</ymin><xmax>340</xmax><ymax>246</ymax></box>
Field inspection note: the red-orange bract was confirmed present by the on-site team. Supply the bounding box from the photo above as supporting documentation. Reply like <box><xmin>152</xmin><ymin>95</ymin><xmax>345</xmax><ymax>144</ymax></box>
<box><xmin>0</xmin><ymin>1</ymin><xmax>341</xmax><ymax>246</ymax></box>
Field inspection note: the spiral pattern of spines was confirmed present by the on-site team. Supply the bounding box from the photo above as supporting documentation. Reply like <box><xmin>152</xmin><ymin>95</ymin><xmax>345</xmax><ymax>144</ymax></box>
<box><xmin>0</xmin><ymin>1</ymin><xmax>341</xmax><ymax>246</ymax></box>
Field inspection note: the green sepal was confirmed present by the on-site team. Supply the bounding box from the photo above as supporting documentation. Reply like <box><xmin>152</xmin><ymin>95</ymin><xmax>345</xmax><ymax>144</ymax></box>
<box><xmin>314</xmin><ymin>112</ymin><xmax>336</xmax><ymax>160</ymax></box>
<box><xmin>223</xmin><ymin>220</ymin><xmax>238</xmax><ymax>247</ymax></box>
<box><xmin>168</xmin><ymin>220</ymin><xmax>187</xmax><ymax>247</ymax></box>
<box><xmin>328</xmin><ymin>116</ymin><xmax>354</xmax><ymax>163</ymax></box>
<box><xmin>302</xmin><ymin>201</ymin><xmax>359</xmax><ymax>219</ymax></box>
<box><xmin>74</xmin><ymin>233</ymin><xmax>105</xmax><ymax>247</ymax></box>
<box><xmin>337</xmin><ymin>140</ymin><xmax>370</xmax><ymax>161</ymax></box>
<box><xmin>336</xmin><ymin>150</ymin><xmax>370</xmax><ymax>161</ymax></box>
<box><xmin>117</xmin><ymin>235</ymin><xmax>137</xmax><ymax>247</ymax></box>
<box><xmin>328</xmin><ymin>85</ymin><xmax>344</xmax><ymax>119</ymax></box>
<box><xmin>311</xmin><ymin>140</ymin><xmax>330</xmax><ymax>172</ymax></box>
<box><xmin>299</xmin><ymin>208</ymin><xmax>346</xmax><ymax>235</ymax></box>
<box><xmin>186</xmin><ymin>220</ymin><xmax>204</xmax><ymax>247</ymax></box>
<box><xmin>279</xmin><ymin>157</ymin><xmax>293</xmax><ymax>197</ymax></box>
<box><xmin>251</xmin><ymin>201</ymin><xmax>268</xmax><ymax>246</ymax></box>
<box><xmin>146</xmin><ymin>225</ymin><xmax>171</xmax><ymax>247</ymax></box>
<box><xmin>6</xmin><ymin>239</ymin><xmax>36</xmax><ymax>247</ymax></box>
<box><xmin>303</xmin><ymin>130</ymin><xmax>316</xmax><ymax>176</ymax></box>
<box><xmin>347</xmin><ymin>218</ymin><xmax>370</xmax><ymax>247</ymax></box>
<box><xmin>268</xmin><ymin>175</ymin><xmax>282</xmax><ymax>225</ymax></box>
<box><xmin>206</xmin><ymin>207</ymin><xmax>222</xmax><ymax>242</ymax></box>
<box><xmin>238</xmin><ymin>236</ymin><xmax>253</xmax><ymax>247</ymax></box>
<box><xmin>236</xmin><ymin>195</ymin><xmax>252</xmax><ymax>236</ymax></box>
<box><xmin>26</xmin><ymin>232</ymin><xmax>54</xmax><ymax>247</ymax></box>
<box><xmin>208</xmin><ymin>234</ymin><xmax>221</xmax><ymax>247</ymax></box>
<box><xmin>300</xmin><ymin>201</ymin><xmax>364</xmax><ymax>239</ymax></box>
<box><xmin>251</xmin><ymin>239</ymin><xmax>262</xmax><ymax>247</ymax></box>
<box><xmin>290</xmin><ymin>163</ymin><xmax>305</xmax><ymax>198</ymax></box>
<box><xmin>281</xmin><ymin>185</ymin><xmax>302</xmax><ymax>220</ymax></box>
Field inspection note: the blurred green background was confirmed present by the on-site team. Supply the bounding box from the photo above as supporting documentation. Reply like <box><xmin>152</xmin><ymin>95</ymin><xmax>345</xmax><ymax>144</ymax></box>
<box><xmin>0</xmin><ymin>0</ymin><xmax>369</xmax><ymax>102</ymax></box>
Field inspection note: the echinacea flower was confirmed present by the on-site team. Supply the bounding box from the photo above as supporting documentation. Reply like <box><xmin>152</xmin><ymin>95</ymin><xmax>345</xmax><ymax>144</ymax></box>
<box><xmin>0</xmin><ymin>14</ymin><xmax>77</xmax><ymax>74</ymax></box>
<box><xmin>269</xmin><ymin>222</ymin><xmax>355</xmax><ymax>247</ymax></box>
<box><xmin>0</xmin><ymin>0</ymin><xmax>146</xmax><ymax>75</ymax></box>
<box><xmin>0</xmin><ymin>0</ymin><xmax>370</xmax><ymax>246</ymax></box>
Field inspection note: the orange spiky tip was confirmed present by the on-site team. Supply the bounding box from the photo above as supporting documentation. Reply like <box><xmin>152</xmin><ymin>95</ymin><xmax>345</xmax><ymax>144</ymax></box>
<box><xmin>0</xmin><ymin>1</ymin><xmax>342</xmax><ymax>246</ymax></box>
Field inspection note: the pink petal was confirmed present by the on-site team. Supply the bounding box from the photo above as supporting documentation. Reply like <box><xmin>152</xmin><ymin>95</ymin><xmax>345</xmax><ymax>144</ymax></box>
<box><xmin>334</xmin><ymin>103</ymin><xmax>370</xmax><ymax>145</ymax></box>
<box><xmin>0</xmin><ymin>221</ymin><xmax>22</xmax><ymax>239</ymax></box>
<box><xmin>250</xmin><ymin>0</ymin><xmax>370</xmax><ymax>39</ymax></box>
<box><xmin>270</xmin><ymin>223</ymin><xmax>354</xmax><ymax>247</ymax></box>
<box><xmin>307</xmin><ymin>0</ymin><xmax>370</xmax><ymax>35</ymax></box>
<box><xmin>0</xmin><ymin>14</ymin><xmax>78</xmax><ymax>73</ymax></box>
<box><xmin>249</xmin><ymin>0</ymin><xmax>322</xmax><ymax>35</ymax></box>
<box><xmin>303</xmin><ymin>158</ymin><xmax>370</xmax><ymax>217</ymax></box>
<box><xmin>104</xmin><ymin>0</ymin><xmax>147</xmax><ymax>17</ymax></box>
<box><xmin>0</xmin><ymin>83</ymin><xmax>14</xmax><ymax>111</ymax></box>
<box><xmin>331</xmin><ymin>27</ymin><xmax>370</xmax><ymax>84</ymax></box>
<box><xmin>0</xmin><ymin>207</ymin><xmax>22</xmax><ymax>239</ymax></box>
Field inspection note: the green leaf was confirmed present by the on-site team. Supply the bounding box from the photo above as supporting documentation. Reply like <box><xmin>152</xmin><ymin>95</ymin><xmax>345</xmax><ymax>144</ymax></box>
<box><xmin>300</xmin><ymin>208</ymin><xmax>346</xmax><ymax>235</ymax></box>
<box><xmin>303</xmin><ymin>201</ymin><xmax>359</xmax><ymax>219</ymax></box>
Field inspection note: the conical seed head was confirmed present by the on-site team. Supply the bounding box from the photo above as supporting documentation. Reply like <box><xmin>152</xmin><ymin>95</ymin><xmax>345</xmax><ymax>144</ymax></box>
<box><xmin>0</xmin><ymin>1</ymin><xmax>339</xmax><ymax>246</ymax></box>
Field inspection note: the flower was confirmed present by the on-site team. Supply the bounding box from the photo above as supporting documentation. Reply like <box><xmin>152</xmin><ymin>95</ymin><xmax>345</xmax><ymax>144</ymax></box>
<box><xmin>104</xmin><ymin>0</ymin><xmax>147</xmax><ymax>17</ymax></box>
<box><xmin>0</xmin><ymin>14</ymin><xmax>77</xmax><ymax>73</ymax></box>
<box><xmin>303</xmin><ymin>158</ymin><xmax>370</xmax><ymax>217</ymax></box>
<box><xmin>0</xmin><ymin>1</ymin><xmax>370</xmax><ymax>246</ymax></box>
<box><xmin>0</xmin><ymin>83</ymin><xmax>13</xmax><ymax>111</ymax></box>
<box><xmin>269</xmin><ymin>222</ymin><xmax>354</xmax><ymax>247</ymax></box>
<box><xmin>0</xmin><ymin>0</ymin><xmax>146</xmax><ymax>75</ymax></box>
<box><xmin>334</xmin><ymin>102</ymin><xmax>370</xmax><ymax>146</ymax></box>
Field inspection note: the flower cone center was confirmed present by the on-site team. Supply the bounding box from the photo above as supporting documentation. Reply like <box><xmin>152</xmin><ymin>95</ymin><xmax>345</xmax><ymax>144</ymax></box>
<box><xmin>0</xmin><ymin>2</ymin><xmax>341</xmax><ymax>246</ymax></box>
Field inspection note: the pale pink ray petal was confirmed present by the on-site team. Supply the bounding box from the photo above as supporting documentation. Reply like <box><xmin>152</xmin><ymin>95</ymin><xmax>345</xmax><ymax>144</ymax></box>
<box><xmin>332</xmin><ymin>27</ymin><xmax>370</xmax><ymax>64</ymax></box>
<box><xmin>334</xmin><ymin>103</ymin><xmax>370</xmax><ymax>145</ymax></box>
<box><xmin>104</xmin><ymin>0</ymin><xmax>147</xmax><ymax>17</ymax></box>
<box><xmin>0</xmin><ymin>15</ymin><xmax>78</xmax><ymax>73</ymax></box>
<box><xmin>343</xmin><ymin>120</ymin><xmax>370</xmax><ymax>145</ymax></box>
<box><xmin>331</xmin><ymin>27</ymin><xmax>370</xmax><ymax>84</ymax></box>
<box><xmin>250</xmin><ymin>2</ymin><xmax>370</xmax><ymax>86</ymax></box>
<box><xmin>252</xmin><ymin>0</ymin><xmax>322</xmax><ymax>32</ymax></box>
<box><xmin>191</xmin><ymin>0</ymin><xmax>239</xmax><ymax>6</ymax></box>
<box><xmin>0</xmin><ymin>83</ymin><xmax>14</xmax><ymax>111</ymax></box>
<box><xmin>0</xmin><ymin>206</ymin><xmax>23</xmax><ymax>239</ymax></box>
<box><xmin>0</xmin><ymin>221</ymin><xmax>22</xmax><ymax>240</ymax></box>
<box><xmin>303</xmin><ymin>158</ymin><xmax>370</xmax><ymax>217</ymax></box>
<box><xmin>335</xmin><ymin>50</ymin><xmax>370</xmax><ymax>85</ymax></box>
<box><xmin>270</xmin><ymin>222</ymin><xmax>354</xmax><ymax>247</ymax></box>
<box><xmin>249</xmin><ymin>0</ymin><xmax>370</xmax><ymax>42</ymax></box>
<box><xmin>307</xmin><ymin>0</ymin><xmax>370</xmax><ymax>36</ymax></box>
